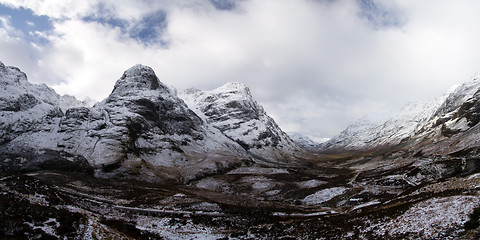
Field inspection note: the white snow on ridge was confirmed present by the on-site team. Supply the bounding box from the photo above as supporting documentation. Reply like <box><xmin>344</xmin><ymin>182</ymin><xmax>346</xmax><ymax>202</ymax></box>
<box><xmin>178</xmin><ymin>82</ymin><xmax>306</xmax><ymax>163</ymax></box>
<box><xmin>0</xmin><ymin>61</ymin><xmax>90</xmax><ymax>112</ymax></box>
<box><xmin>320</xmin><ymin>75</ymin><xmax>480</xmax><ymax>151</ymax></box>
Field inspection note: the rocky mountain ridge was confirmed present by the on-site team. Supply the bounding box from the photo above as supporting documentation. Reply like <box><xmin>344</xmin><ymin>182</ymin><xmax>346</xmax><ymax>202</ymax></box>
<box><xmin>0</xmin><ymin>61</ymin><xmax>305</xmax><ymax>183</ymax></box>
<box><xmin>178</xmin><ymin>82</ymin><xmax>305</xmax><ymax>164</ymax></box>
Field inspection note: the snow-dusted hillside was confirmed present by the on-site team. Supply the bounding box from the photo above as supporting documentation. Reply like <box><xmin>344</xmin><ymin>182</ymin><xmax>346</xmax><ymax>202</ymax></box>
<box><xmin>1</xmin><ymin>63</ymin><xmax>251</xmax><ymax>182</ymax></box>
<box><xmin>178</xmin><ymin>82</ymin><xmax>306</xmax><ymax>164</ymax></box>
<box><xmin>0</xmin><ymin>61</ymin><xmax>91</xmax><ymax>145</ymax></box>
<box><xmin>319</xmin><ymin>75</ymin><xmax>480</xmax><ymax>153</ymax></box>
<box><xmin>1</xmin><ymin>62</ymin><xmax>311</xmax><ymax>183</ymax></box>
<box><xmin>403</xmin><ymin>78</ymin><xmax>480</xmax><ymax>156</ymax></box>
<box><xmin>319</xmin><ymin>97</ymin><xmax>446</xmax><ymax>152</ymax></box>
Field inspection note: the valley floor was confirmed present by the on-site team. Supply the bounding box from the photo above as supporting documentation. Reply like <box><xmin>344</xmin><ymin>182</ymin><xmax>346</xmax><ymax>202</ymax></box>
<box><xmin>2</xmin><ymin>154</ymin><xmax>480</xmax><ymax>239</ymax></box>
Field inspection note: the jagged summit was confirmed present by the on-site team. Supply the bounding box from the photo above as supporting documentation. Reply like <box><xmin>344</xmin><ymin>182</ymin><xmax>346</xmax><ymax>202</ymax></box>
<box><xmin>0</xmin><ymin>61</ymin><xmax>5</xmax><ymax>72</ymax></box>
<box><xmin>179</xmin><ymin>82</ymin><xmax>306</xmax><ymax>164</ymax></box>
<box><xmin>216</xmin><ymin>81</ymin><xmax>250</xmax><ymax>92</ymax></box>
<box><xmin>110</xmin><ymin>64</ymin><xmax>165</xmax><ymax>96</ymax></box>
<box><xmin>0</xmin><ymin>61</ymin><xmax>28</xmax><ymax>85</ymax></box>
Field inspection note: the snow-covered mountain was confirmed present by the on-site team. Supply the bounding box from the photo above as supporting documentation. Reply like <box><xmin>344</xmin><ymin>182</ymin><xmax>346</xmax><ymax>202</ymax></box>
<box><xmin>1</xmin><ymin>61</ymin><xmax>312</xmax><ymax>183</ymax></box>
<box><xmin>178</xmin><ymin>82</ymin><xmax>306</xmax><ymax>164</ymax></box>
<box><xmin>0</xmin><ymin>62</ymin><xmax>254</xmax><ymax>182</ymax></box>
<box><xmin>403</xmin><ymin>76</ymin><xmax>480</xmax><ymax>156</ymax></box>
<box><xmin>287</xmin><ymin>132</ymin><xmax>325</xmax><ymax>151</ymax></box>
<box><xmin>319</xmin><ymin>98</ymin><xmax>446</xmax><ymax>152</ymax></box>
<box><xmin>0</xmin><ymin>61</ymin><xmax>91</xmax><ymax>145</ymax></box>
<box><xmin>319</xmin><ymin>75</ymin><xmax>480</xmax><ymax>153</ymax></box>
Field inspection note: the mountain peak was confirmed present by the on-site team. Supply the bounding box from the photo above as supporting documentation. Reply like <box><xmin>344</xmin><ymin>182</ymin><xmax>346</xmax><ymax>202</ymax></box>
<box><xmin>216</xmin><ymin>82</ymin><xmax>251</xmax><ymax>95</ymax></box>
<box><xmin>221</xmin><ymin>82</ymin><xmax>248</xmax><ymax>89</ymax></box>
<box><xmin>111</xmin><ymin>64</ymin><xmax>162</xmax><ymax>96</ymax></box>
<box><xmin>123</xmin><ymin>64</ymin><xmax>156</xmax><ymax>77</ymax></box>
<box><xmin>0</xmin><ymin>61</ymin><xmax>6</xmax><ymax>73</ymax></box>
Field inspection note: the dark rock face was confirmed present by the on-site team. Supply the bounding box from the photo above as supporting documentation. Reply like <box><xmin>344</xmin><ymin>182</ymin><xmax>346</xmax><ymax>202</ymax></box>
<box><xmin>59</xmin><ymin>107</ymin><xmax>91</xmax><ymax>131</ymax></box>
<box><xmin>106</xmin><ymin>65</ymin><xmax>204</xmax><ymax>137</ymax></box>
<box><xmin>0</xmin><ymin>148</ymin><xmax>93</xmax><ymax>174</ymax></box>
<box><xmin>0</xmin><ymin>94</ymin><xmax>39</xmax><ymax>112</ymax></box>
<box><xmin>202</xmin><ymin>98</ymin><xmax>261</xmax><ymax>124</ymax></box>
<box><xmin>0</xmin><ymin>61</ymin><xmax>6</xmax><ymax>73</ymax></box>
<box><xmin>127</xmin><ymin>97</ymin><xmax>203</xmax><ymax>136</ymax></box>
<box><xmin>454</xmin><ymin>90</ymin><xmax>480</xmax><ymax>127</ymax></box>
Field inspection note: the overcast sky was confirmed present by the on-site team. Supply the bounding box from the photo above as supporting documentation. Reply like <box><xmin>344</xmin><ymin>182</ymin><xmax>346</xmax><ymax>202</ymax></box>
<box><xmin>1</xmin><ymin>0</ymin><xmax>480</xmax><ymax>141</ymax></box>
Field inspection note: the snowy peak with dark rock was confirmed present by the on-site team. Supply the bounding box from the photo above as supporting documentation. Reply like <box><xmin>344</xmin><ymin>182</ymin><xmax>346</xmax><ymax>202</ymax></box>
<box><xmin>405</xmin><ymin>79</ymin><xmax>480</xmax><ymax>157</ymax></box>
<box><xmin>111</xmin><ymin>64</ymin><xmax>165</xmax><ymax>95</ymax></box>
<box><xmin>102</xmin><ymin>64</ymin><xmax>204</xmax><ymax>137</ymax></box>
<box><xmin>179</xmin><ymin>82</ymin><xmax>306</xmax><ymax>164</ymax></box>
<box><xmin>432</xmin><ymin>76</ymin><xmax>480</xmax><ymax>118</ymax></box>
<box><xmin>0</xmin><ymin>61</ymin><xmax>89</xmax><ymax>145</ymax></box>
<box><xmin>0</xmin><ymin>61</ymin><xmax>89</xmax><ymax>112</ymax></box>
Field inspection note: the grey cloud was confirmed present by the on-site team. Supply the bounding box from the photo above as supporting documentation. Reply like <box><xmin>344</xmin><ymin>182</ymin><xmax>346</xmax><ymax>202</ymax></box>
<box><xmin>2</xmin><ymin>0</ymin><xmax>480</xmax><ymax>140</ymax></box>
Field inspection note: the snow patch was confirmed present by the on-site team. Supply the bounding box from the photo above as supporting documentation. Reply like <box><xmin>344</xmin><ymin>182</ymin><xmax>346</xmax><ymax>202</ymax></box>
<box><xmin>136</xmin><ymin>215</ymin><xmax>223</xmax><ymax>240</ymax></box>
<box><xmin>373</xmin><ymin>195</ymin><xmax>480</xmax><ymax>238</ymax></box>
<box><xmin>227</xmin><ymin>167</ymin><xmax>289</xmax><ymax>175</ymax></box>
<box><xmin>296</xmin><ymin>179</ymin><xmax>326</xmax><ymax>188</ymax></box>
<box><xmin>302</xmin><ymin>187</ymin><xmax>347</xmax><ymax>205</ymax></box>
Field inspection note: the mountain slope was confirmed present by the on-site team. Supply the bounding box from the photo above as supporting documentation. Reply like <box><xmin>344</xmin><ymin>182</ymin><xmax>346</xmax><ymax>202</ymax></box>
<box><xmin>319</xmin><ymin>76</ymin><xmax>480</xmax><ymax>153</ymax></box>
<box><xmin>178</xmin><ymin>82</ymin><xmax>306</xmax><ymax>164</ymax></box>
<box><xmin>401</xmin><ymin>78</ymin><xmax>480</xmax><ymax>157</ymax></box>
<box><xmin>319</xmin><ymin>98</ymin><xmax>446</xmax><ymax>152</ymax></box>
<box><xmin>1</xmin><ymin>63</ymin><xmax>250</xmax><ymax>182</ymax></box>
<box><xmin>0</xmin><ymin>61</ymin><xmax>90</xmax><ymax>145</ymax></box>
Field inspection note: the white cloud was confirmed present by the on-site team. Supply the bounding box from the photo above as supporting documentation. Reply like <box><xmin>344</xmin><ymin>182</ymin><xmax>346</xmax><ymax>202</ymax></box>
<box><xmin>2</xmin><ymin>0</ymin><xmax>480</xmax><ymax>138</ymax></box>
<box><xmin>0</xmin><ymin>0</ymin><xmax>98</xmax><ymax>19</ymax></box>
<box><xmin>39</xmin><ymin>19</ymin><xmax>162</xmax><ymax>100</ymax></box>
<box><xmin>0</xmin><ymin>15</ymin><xmax>24</xmax><ymax>37</ymax></box>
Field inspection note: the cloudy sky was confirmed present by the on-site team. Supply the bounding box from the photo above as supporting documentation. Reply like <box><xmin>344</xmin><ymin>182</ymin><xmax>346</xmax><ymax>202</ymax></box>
<box><xmin>1</xmin><ymin>0</ymin><xmax>480</xmax><ymax>141</ymax></box>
